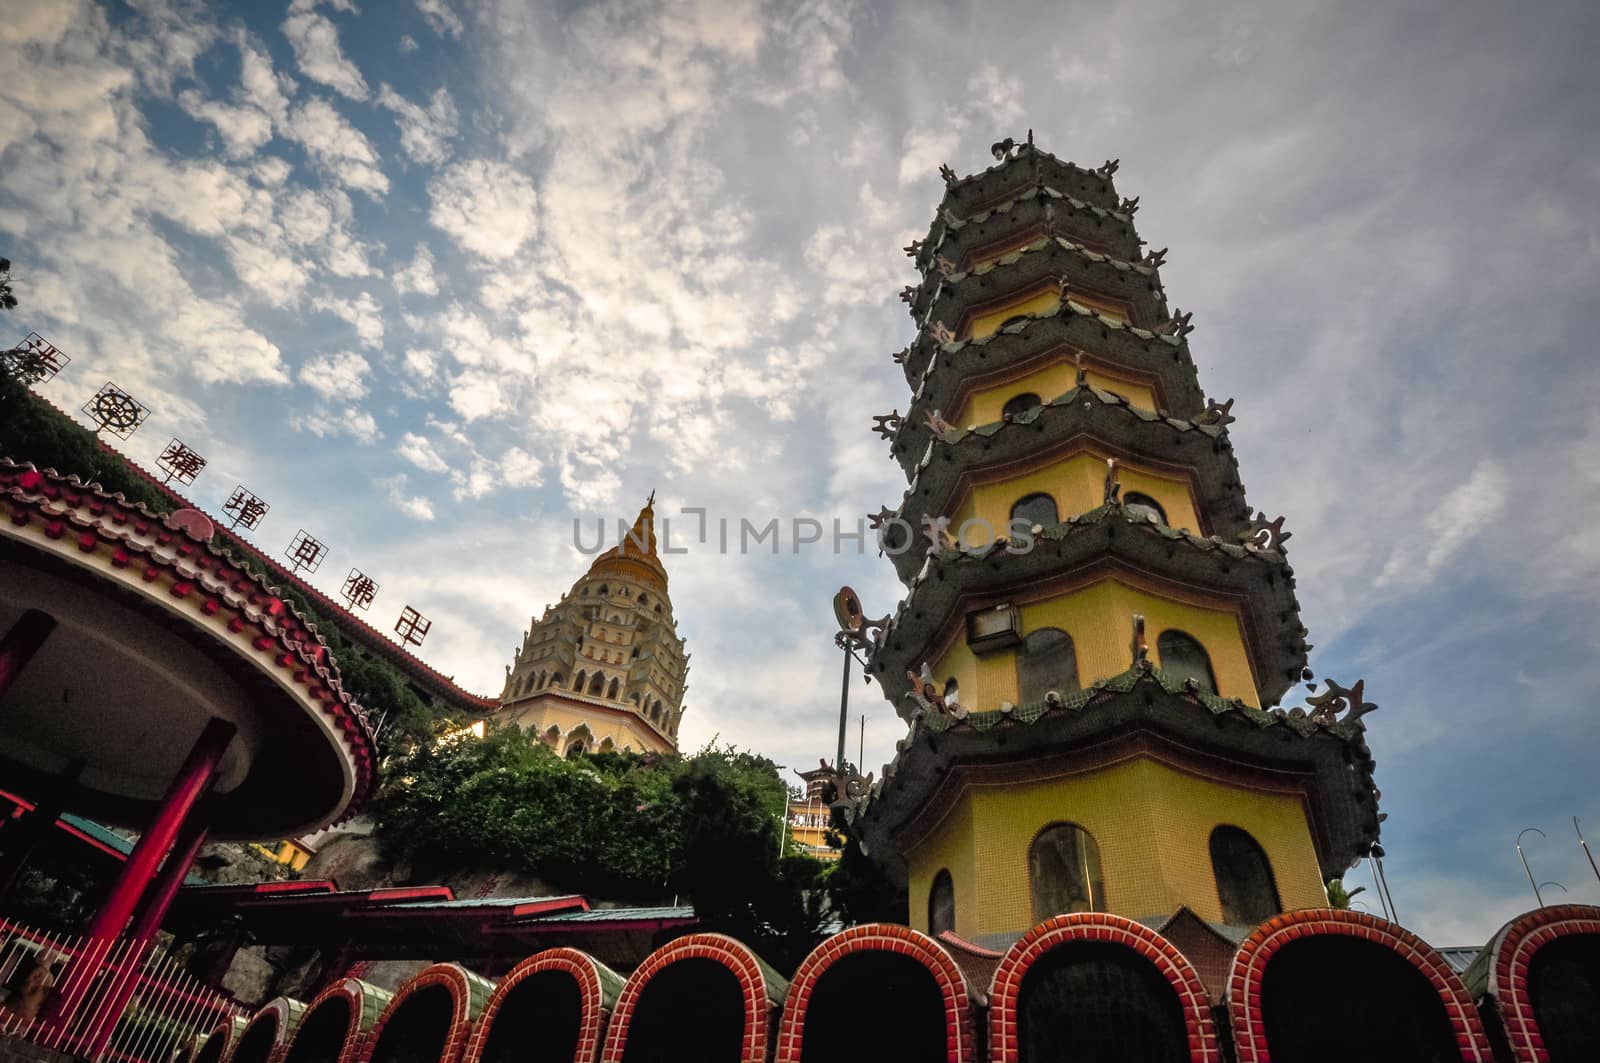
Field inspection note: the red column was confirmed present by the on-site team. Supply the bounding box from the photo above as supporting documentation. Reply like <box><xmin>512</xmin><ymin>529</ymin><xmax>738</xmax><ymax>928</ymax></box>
<box><xmin>82</xmin><ymin>717</ymin><xmax>235</xmax><ymax>941</ymax></box>
<box><xmin>128</xmin><ymin>814</ymin><xmax>209</xmax><ymax>943</ymax></box>
<box><xmin>50</xmin><ymin>717</ymin><xmax>235</xmax><ymax>1031</ymax></box>
<box><xmin>0</xmin><ymin>608</ymin><xmax>56</xmax><ymax>700</ymax></box>
<box><xmin>82</xmin><ymin>816</ymin><xmax>212</xmax><ymax>1057</ymax></box>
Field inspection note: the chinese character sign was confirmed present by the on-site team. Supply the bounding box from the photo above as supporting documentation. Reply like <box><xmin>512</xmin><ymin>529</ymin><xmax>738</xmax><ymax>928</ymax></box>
<box><xmin>81</xmin><ymin>382</ymin><xmax>149</xmax><ymax>440</ymax></box>
<box><xmin>2</xmin><ymin>333</ymin><xmax>69</xmax><ymax>384</ymax></box>
<box><xmin>223</xmin><ymin>486</ymin><xmax>269</xmax><ymax>531</ymax></box>
<box><xmin>156</xmin><ymin>438</ymin><xmax>208</xmax><ymax>486</ymax></box>
<box><xmin>286</xmin><ymin>530</ymin><xmax>328</xmax><ymax>574</ymax></box>
<box><xmin>341</xmin><ymin>569</ymin><xmax>379</xmax><ymax>611</ymax></box>
<box><xmin>395</xmin><ymin>606</ymin><xmax>431</xmax><ymax>647</ymax></box>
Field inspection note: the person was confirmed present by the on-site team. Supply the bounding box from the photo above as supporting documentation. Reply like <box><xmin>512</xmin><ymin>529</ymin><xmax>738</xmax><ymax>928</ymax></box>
<box><xmin>11</xmin><ymin>951</ymin><xmax>56</xmax><ymax>1021</ymax></box>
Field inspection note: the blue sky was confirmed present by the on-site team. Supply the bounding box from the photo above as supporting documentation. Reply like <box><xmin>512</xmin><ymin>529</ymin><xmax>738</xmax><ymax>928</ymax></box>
<box><xmin>3</xmin><ymin>0</ymin><xmax>1598</xmax><ymax>945</ymax></box>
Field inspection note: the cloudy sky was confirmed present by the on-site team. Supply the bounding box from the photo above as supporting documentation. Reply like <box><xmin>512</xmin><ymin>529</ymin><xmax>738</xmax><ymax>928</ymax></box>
<box><xmin>3</xmin><ymin>0</ymin><xmax>1598</xmax><ymax>945</ymax></box>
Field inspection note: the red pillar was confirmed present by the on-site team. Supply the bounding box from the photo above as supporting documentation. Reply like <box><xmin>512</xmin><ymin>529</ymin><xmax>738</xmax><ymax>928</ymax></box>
<box><xmin>128</xmin><ymin>814</ymin><xmax>209</xmax><ymax>943</ymax></box>
<box><xmin>82</xmin><ymin>717</ymin><xmax>235</xmax><ymax>941</ymax></box>
<box><xmin>50</xmin><ymin>717</ymin><xmax>235</xmax><ymax>1032</ymax></box>
<box><xmin>82</xmin><ymin>816</ymin><xmax>212</xmax><ymax>1057</ymax></box>
<box><xmin>0</xmin><ymin>608</ymin><xmax>56</xmax><ymax>700</ymax></box>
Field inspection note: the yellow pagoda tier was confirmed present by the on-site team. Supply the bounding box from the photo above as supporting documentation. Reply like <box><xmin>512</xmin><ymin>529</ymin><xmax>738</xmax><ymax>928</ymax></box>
<box><xmin>495</xmin><ymin>498</ymin><xmax>688</xmax><ymax>756</ymax></box>
<box><xmin>850</xmin><ymin>139</ymin><xmax>1380</xmax><ymax>951</ymax></box>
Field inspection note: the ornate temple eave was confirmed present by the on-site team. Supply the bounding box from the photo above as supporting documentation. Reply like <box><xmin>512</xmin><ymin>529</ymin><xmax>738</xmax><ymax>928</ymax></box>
<box><xmin>909</xmin><ymin>235</ymin><xmax>1163</xmax><ymax>324</ymax></box>
<box><xmin>884</xmin><ymin>391</ymin><xmax>1251</xmax><ymax>583</ymax></box>
<box><xmin>900</xmin><ymin>295</ymin><xmax>1195</xmax><ymax>397</ymax></box>
<box><xmin>933</xmin><ymin>145</ymin><xmax>1123</xmax><ymax>222</ymax></box>
<box><xmin>910</xmin><ymin>186</ymin><xmax>1139</xmax><ymax>277</ymax></box>
<box><xmin>866</xmin><ymin>506</ymin><xmax>1309</xmax><ymax>708</ymax></box>
<box><xmin>849</xmin><ymin>667</ymin><xmax>1380</xmax><ymax>886</ymax></box>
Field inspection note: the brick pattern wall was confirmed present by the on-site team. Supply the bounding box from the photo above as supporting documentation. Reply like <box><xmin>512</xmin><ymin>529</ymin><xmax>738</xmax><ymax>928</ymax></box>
<box><xmin>1480</xmin><ymin>903</ymin><xmax>1600</xmax><ymax>1063</ymax></box>
<box><xmin>463</xmin><ymin>948</ymin><xmax>625</xmax><ymax>1063</ymax></box>
<box><xmin>234</xmin><ymin>997</ymin><xmax>309</xmax><ymax>1063</ymax></box>
<box><xmin>987</xmin><ymin>912</ymin><xmax>1221</xmax><ymax>1063</ymax></box>
<box><xmin>286</xmin><ymin>978</ymin><xmax>393</xmax><ymax>1063</ymax></box>
<box><xmin>772</xmin><ymin>923</ymin><xmax>975</xmax><ymax>1063</ymax></box>
<box><xmin>599</xmin><ymin>934</ymin><xmax>784</xmax><ymax>1063</ymax></box>
<box><xmin>1226</xmin><ymin>908</ymin><xmax>1493</xmax><ymax>1063</ymax></box>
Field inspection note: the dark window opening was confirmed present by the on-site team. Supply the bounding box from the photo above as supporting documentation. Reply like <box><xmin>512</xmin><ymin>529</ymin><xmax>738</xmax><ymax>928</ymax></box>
<box><xmin>229</xmin><ymin>1018</ymin><xmax>278</xmax><ymax>1063</ymax></box>
<box><xmin>478</xmin><ymin>971</ymin><xmax>583</xmax><ymax>1063</ymax></box>
<box><xmin>1018</xmin><ymin>628</ymin><xmax>1078</xmax><ymax>705</ymax></box>
<box><xmin>1017</xmin><ymin>942</ymin><xmax>1189</xmax><ymax>1063</ymax></box>
<box><xmin>1002</xmin><ymin>392</ymin><xmax>1043</xmax><ymax>420</ymax></box>
<box><xmin>620</xmin><ymin>958</ymin><xmax>745</xmax><ymax>1063</ymax></box>
<box><xmin>1260</xmin><ymin>935</ymin><xmax>1464</xmax><ymax>1063</ymax></box>
<box><xmin>1210</xmin><ymin>826</ymin><xmax>1281</xmax><ymax>925</ymax></box>
<box><xmin>1529</xmin><ymin>934</ymin><xmax>1600</xmax><ymax>1063</ymax></box>
<box><xmin>1156</xmin><ymin>630</ymin><xmax>1217</xmax><ymax>694</ymax></box>
<box><xmin>1122</xmin><ymin>491</ymin><xmax>1167</xmax><ymax>524</ymax></box>
<box><xmin>1011</xmin><ymin>492</ymin><xmax>1058</xmax><ymax>528</ymax></box>
<box><xmin>799</xmin><ymin>952</ymin><xmax>948</xmax><ymax>1063</ymax></box>
<box><xmin>194</xmin><ymin>1034</ymin><xmax>230</xmax><ymax>1063</ymax></box>
<box><xmin>929</xmin><ymin>870</ymin><xmax>955</xmax><ymax>936</ymax></box>
<box><xmin>283</xmin><ymin>999</ymin><xmax>352</xmax><ymax>1063</ymax></box>
<box><xmin>367</xmin><ymin>985</ymin><xmax>454</xmax><ymax>1063</ymax></box>
<box><xmin>1030</xmin><ymin>823</ymin><xmax>1104</xmax><ymax>919</ymax></box>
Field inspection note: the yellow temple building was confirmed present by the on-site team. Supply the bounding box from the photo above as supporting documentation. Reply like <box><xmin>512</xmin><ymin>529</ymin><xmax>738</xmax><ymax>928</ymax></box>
<box><xmin>851</xmin><ymin>139</ymin><xmax>1379</xmax><ymax>956</ymax></box>
<box><xmin>495</xmin><ymin>498</ymin><xmax>688</xmax><ymax>755</ymax></box>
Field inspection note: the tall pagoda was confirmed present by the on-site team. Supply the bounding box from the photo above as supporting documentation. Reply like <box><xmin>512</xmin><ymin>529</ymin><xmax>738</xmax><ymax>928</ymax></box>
<box><xmin>850</xmin><ymin>138</ymin><xmax>1382</xmax><ymax>951</ymax></box>
<box><xmin>497</xmin><ymin>497</ymin><xmax>689</xmax><ymax>755</ymax></box>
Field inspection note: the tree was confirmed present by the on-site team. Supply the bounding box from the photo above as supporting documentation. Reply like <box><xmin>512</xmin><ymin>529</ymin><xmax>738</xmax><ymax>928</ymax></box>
<box><xmin>1325</xmin><ymin>878</ymin><xmax>1366</xmax><ymax>910</ymax></box>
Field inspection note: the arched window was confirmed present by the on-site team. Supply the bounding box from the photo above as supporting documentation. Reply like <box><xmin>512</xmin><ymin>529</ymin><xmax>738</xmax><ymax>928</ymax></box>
<box><xmin>929</xmin><ymin>869</ymin><xmax>955</xmax><ymax>935</ymax></box>
<box><xmin>588</xmin><ymin>673</ymin><xmax>605</xmax><ymax>695</ymax></box>
<box><xmin>542</xmin><ymin>725</ymin><xmax>560</xmax><ymax>747</ymax></box>
<box><xmin>1030</xmin><ymin>823</ymin><xmax>1105</xmax><ymax>919</ymax></box>
<box><xmin>639</xmin><ymin>593</ymin><xmax>649</xmax><ymax>605</ymax></box>
<box><xmin>549</xmin><ymin>672</ymin><xmax>563</xmax><ymax>687</ymax></box>
<box><xmin>599</xmin><ymin>737</ymin><xmax>615</xmax><ymax>753</ymax></box>
<box><xmin>630</xmin><ymin>692</ymin><xmax>640</xmax><ymax>704</ymax></box>
<box><xmin>598</xmin><ymin>585</ymin><xmax>608</xmax><ymax>596</ymax></box>
<box><xmin>1002</xmin><ymin>392</ymin><xmax>1042</xmax><ymax>420</ymax></box>
<box><xmin>1018</xmin><ymin>628</ymin><xmax>1078</xmax><ymax>704</ymax></box>
<box><xmin>572</xmin><ymin>670</ymin><xmax>586</xmax><ymax>690</ymax></box>
<box><xmin>1122</xmin><ymin>491</ymin><xmax>1167</xmax><ymax>524</ymax></box>
<box><xmin>1010</xmin><ymin>492</ymin><xmax>1058</xmax><ymax>528</ymax></box>
<box><xmin>1210</xmin><ymin>826</ymin><xmax>1280</xmax><ymax>925</ymax></box>
<box><xmin>606</xmin><ymin>678</ymin><xmax>620</xmax><ymax>699</ymax></box>
<box><xmin>1157</xmin><ymin>630</ymin><xmax>1217</xmax><ymax>694</ymax></box>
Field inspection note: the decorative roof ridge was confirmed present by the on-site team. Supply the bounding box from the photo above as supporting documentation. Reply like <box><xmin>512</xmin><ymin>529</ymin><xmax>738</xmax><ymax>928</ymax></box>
<box><xmin>106</xmin><ymin>440</ymin><xmax>500</xmax><ymax>710</ymax></box>
<box><xmin>894</xmin><ymin>383</ymin><xmax>1229</xmax><ymax>477</ymax></box>
<box><xmin>932</xmin><ymin>148</ymin><xmax>1120</xmax><ymax>223</ymax></box>
<box><xmin>912</xmin><ymin>183</ymin><xmax>1134</xmax><ymax>270</ymax></box>
<box><xmin>909</xmin><ymin>233</ymin><xmax>1159</xmax><ymax>322</ymax></box>
<box><xmin>859</xmin><ymin>664</ymin><xmax>1372</xmax><ymax>806</ymax></box>
<box><xmin>0</xmin><ymin>460</ymin><xmax>379</xmax><ymax>820</ymax></box>
<box><xmin>900</xmin><ymin>295</ymin><xmax>1186</xmax><ymax>389</ymax></box>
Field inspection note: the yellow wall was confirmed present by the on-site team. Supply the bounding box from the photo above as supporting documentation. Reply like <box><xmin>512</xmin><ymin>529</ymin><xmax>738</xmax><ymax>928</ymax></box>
<box><xmin>954</xmin><ymin>363</ymin><xmax>1156</xmax><ymax>427</ymax></box>
<box><xmin>949</xmin><ymin>452</ymin><xmax>1202</xmax><ymax>536</ymax></box>
<box><xmin>906</xmin><ymin>756</ymin><xmax>1326</xmax><ymax>937</ymax></box>
<box><xmin>929</xmin><ymin>577</ymin><xmax>1260</xmax><ymax>710</ymax></box>
<box><xmin>906</xmin><ymin>796</ymin><xmax>980</xmax><ymax>938</ymax></box>
<box><xmin>502</xmin><ymin>694</ymin><xmax>673</xmax><ymax>755</ymax></box>
<box><xmin>966</xmin><ymin>289</ymin><xmax>1063</xmax><ymax>340</ymax></box>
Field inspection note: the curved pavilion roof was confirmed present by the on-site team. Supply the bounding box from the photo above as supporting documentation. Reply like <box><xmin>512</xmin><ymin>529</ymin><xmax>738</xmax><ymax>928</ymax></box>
<box><xmin>0</xmin><ymin>461</ymin><xmax>375</xmax><ymax>840</ymax></box>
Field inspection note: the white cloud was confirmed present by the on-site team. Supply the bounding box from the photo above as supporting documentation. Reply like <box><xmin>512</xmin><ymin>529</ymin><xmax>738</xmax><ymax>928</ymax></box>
<box><xmin>1378</xmin><ymin>461</ymin><xmax>1510</xmax><ymax>589</ymax></box>
<box><xmin>499</xmin><ymin>446</ymin><xmax>543</xmax><ymax>487</ymax></box>
<box><xmin>298</xmin><ymin>349</ymin><xmax>371</xmax><ymax>400</ymax></box>
<box><xmin>399</xmin><ymin>33</ymin><xmax>419</xmax><ymax>55</ymax></box>
<box><xmin>377</xmin><ymin>84</ymin><xmax>458</xmax><ymax>165</ymax></box>
<box><xmin>312</xmin><ymin>291</ymin><xmax>385</xmax><ymax>347</ymax></box>
<box><xmin>282</xmin><ymin>4</ymin><xmax>369</xmax><ymax>100</ymax></box>
<box><xmin>394</xmin><ymin>244</ymin><xmax>441</xmax><ymax>296</ymax></box>
<box><xmin>397</xmin><ymin>431</ymin><xmax>449</xmax><ymax>473</ymax></box>
<box><xmin>380</xmin><ymin>474</ymin><xmax>438</xmax><ymax>520</ymax></box>
<box><xmin>427</xmin><ymin>159</ymin><xmax>539</xmax><ymax>260</ymax></box>
<box><xmin>414</xmin><ymin>0</ymin><xmax>464</xmax><ymax>39</ymax></box>
<box><xmin>285</xmin><ymin>97</ymin><xmax>389</xmax><ymax>196</ymax></box>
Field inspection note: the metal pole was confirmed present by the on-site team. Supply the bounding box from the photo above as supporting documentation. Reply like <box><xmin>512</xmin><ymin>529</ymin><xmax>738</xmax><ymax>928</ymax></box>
<box><xmin>858</xmin><ymin>714</ymin><xmax>865</xmax><ymax>775</ymax></box>
<box><xmin>1517</xmin><ymin>828</ymin><xmax>1547</xmax><ymax>907</ymax></box>
<box><xmin>1576</xmin><ymin>818</ymin><xmax>1600</xmax><ymax>887</ymax></box>
<box><xmin>835</xmin><ymin>642</ymin><xmax>851</xmax><ymax>783</ymax></box>
<box><xmin>1373</xmin><ymin>856</ymin><xmax>1400</xmax><ymax>924</ymax></box>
